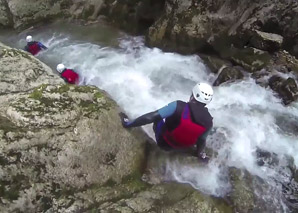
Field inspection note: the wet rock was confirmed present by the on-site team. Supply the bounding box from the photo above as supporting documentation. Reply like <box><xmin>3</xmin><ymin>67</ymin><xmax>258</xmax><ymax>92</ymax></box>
<box><xmin>269</xmin><ymin>75</ymin><xmax>298</xmax><ymax>105</ymax></box>
<box><xmin>213</xmin><ymin>66</ymin><xmax>244</xmax><ymax>86</ymax></box>
<box><xmin>255</xmin><ymin>149</ymin><xmax>279</xmax><ymax>167</ymax></box>
<box><xmin>272</xmin><ymin>51</ymin><xmax>298</xmax><ymax>77</ymax></box>
<box><xmin>250</xmin><ymin>30</ymin><xmax>283</xmax><ymax>53</ymax></box>
<box><xmin>199</xmin><ymin>54</ymin><xmax>232</xmax><ymax>74</ymax></box>
<box><xmin>228</xmin><ymin>167</ymin><xmax>255</xmax><ymax>213</ymax></box>
<box><xmin>229</xmin><ymin>47</ymin><xmax>271</xmax><ymax>72</ymax></box>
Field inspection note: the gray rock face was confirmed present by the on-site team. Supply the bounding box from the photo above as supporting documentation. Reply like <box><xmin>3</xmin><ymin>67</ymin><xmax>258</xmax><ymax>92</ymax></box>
<box><xmin>148</xmin><ymin>0</ymin><xmax>298</xmax><ymax>56</ymax></box>
<box><xmin>6</xmin><ymin>0</ymin><xmax>65</xmax><ymax>28</ymax></box>
<box><xmin>269</xmin><ymin>75</ymin><xmax>298</xmax><ymax>105</ymax></box>
<box><xmin>0</xmin><ymin>0</ymin><xmax>11</xmax><ymax>27</ymax></box>
<box><xmin>0</xmin><ymin>42</ymin><xmax>63</xmax><ymax>94</ymax></box>
<box><xmin>250</xmin><ymin>30</ymin><xmax>284</xmax><ymax>52</ymax></box>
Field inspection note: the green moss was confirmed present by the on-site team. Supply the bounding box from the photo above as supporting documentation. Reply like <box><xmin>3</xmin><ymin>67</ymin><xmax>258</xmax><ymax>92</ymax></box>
<box><xmin>0</xmin><ymin>115</ymin><xmax>19</xmax><ymax>133</ymax></box>
<box><xmin>0</xmin><ymin>174</ymin><xmax>29</xmax><ymax>201</ymax></box>
<box><xmin>50</xmin><ymin>84</ymin><xmax>71</xmax><ymax>94</ymax></box>
<box><xmin>29</xmin><ymin>84</ymin><xmax>48</xmax><ymax>100</ymax></box>
<box><xmin>73</xmin><ymin>86</ymin><xmax>96</xmax><ymax>93</ymax></box>
<box><xmin>94</xmin><ymin>92</ymin><xmax>103</xmax><ymax>99</ymax></box>
<box><xmin>79</xmin><ymin>100</ymin><xmax>100</xmax><ymax>113</ymax></box>
<box><xmin>105</xmin><ymin>179</ymin><xmax>117</xmax><ymax>187</ymax></box>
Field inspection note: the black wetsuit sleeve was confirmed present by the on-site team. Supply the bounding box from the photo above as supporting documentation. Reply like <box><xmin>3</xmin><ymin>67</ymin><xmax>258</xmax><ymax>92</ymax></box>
<box><xmin>196</xmin><ymin>128</ymin><xmax>211</xmax><ymax>154</ymax></box>
<box><xmin>61</xmin><ymin>76</ymin><xmax>68</xmax><ymax>83</ymax></box>
<box><xmin>125</xmin><ymin>111</ymin><xmax>162</xmax><ymax>128</ymax></box>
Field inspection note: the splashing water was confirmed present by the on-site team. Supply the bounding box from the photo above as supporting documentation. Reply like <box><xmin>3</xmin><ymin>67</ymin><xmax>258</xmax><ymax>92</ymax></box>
<box><xmin>2</xmin><ymin>22</ymin><xmax>298</xmax><ymax>210</ymax></box>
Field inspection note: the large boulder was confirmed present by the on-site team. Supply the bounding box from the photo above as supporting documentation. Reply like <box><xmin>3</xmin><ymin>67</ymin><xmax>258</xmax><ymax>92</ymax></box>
<box><xmin>0</xmin><ymin>83</ymin><xmax>148</xmax><ymax>212</ymax></box>
<box><xmin>249</xmin><ymin>30</ymin><xmax>284</xmax><ymax>53</ymax></box>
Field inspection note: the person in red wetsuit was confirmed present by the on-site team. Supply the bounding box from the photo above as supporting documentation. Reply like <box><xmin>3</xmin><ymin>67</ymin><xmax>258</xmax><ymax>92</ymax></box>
<box><xmin>56</xmin><ymin>64</ymin><xmax>80</xmax><ymax>84</ymax></box>
<box><xmin>24</xmin><ymin>35</ymin><xmax>48</xmax><ymax>55</ymax></box>
<box><xmin>120</xmin><ymin>83</ymin><xmax>214</xmax><ymax>163</ymax></box>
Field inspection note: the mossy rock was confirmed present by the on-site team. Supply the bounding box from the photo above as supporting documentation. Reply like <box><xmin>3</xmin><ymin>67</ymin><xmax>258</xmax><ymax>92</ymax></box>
<box><xmin>228</xmin><ymin>47</ymin><xmax>271</xmax><ymax>72</ymax></box>
<box><xmin>228</xmin><ymin>167</ymin><xmax>255</xmax><ymax>213</ymax></box>
<box><xmin>7</xmin><ymin>84</ymin><xmax>114</xmax><ymax>128</ymax></box>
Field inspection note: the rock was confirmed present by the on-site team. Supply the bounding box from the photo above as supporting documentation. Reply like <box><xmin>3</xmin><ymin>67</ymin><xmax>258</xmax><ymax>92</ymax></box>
<box><xmin>6</xmin><ymin>0</ymin><xmax>65</xmax><ymax>29</ymax></box>
<box><xmin>0</xmin><ymin>83</ymin><xmax>148</xmax><ymax>211</ymax></box>
<box><xmin>229</xmin><ymin>47</ymin><xmax>271</xmax><ymax>72</ymax></box>
<box><xmin>0</xmin><ymin>42</ymin><xmax>63</xmax><ymax>94</ymax></box>
<box><xmin>213</xmin><ymin>66</ymin><xmax>244</xmax><ymax>86</ymax></box>
<box><xmin>102</xmin><ymin>0</ymin><xmax>166</xmax><ymax>34</ymax></box>
<box><xmin>250</xmin><ymin>30</ymin><xmax>283</xmax><ymax>52</ymax></box>
<box><xmin>269</xmin><ymin>75</ymin><xmax>298</xmax><ymax>105</ymax></box>
<box><xmin>255</xmin><ymin>149</ymin><xmax>279</xmax><ymax>167</ymax></box>
<box><xmin>272</xmin><ymin>51</ymin><xmax>298</xmax><ymax>77</ymax></box>
<box><xmin>199</xmin><ymin>54</ymin><xmax>232</xmax><ymax>74</ymax></box>
<box><xmin>69</xmin><ymin>0</ymin><xmax>105</xmax><ymax>20</ymax></box>
<box><xmin>0</xmin><ymin>0</ymin><xmax>12</xmax><ymax>27</ymax></box>
<box><xmin>228</xmin><ymin>167</ymin><xmax>255</xmax><ymax>213</ymax></box>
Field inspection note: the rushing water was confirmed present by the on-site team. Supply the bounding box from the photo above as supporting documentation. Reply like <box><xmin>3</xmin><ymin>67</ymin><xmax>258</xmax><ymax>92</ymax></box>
<box><xmin>1</xmin><ymin>21</ymin><xmax>298</xmax><ymax>212</ymax></box>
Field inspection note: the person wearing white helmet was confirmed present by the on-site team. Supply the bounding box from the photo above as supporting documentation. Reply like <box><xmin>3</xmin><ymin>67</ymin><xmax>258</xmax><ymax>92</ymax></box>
<box><xmin>24</xmin><ymin>35</ymin><xmax>48</xmax><ymax>55</ymax></box>
<box><xmin>56</xmin><ymin>63</ymin><xmax>80</xmax><ymax>84</ymax></box>
<box><xmin>120</xmin><ymin>82</ymin><xmax>213</xmax><ymax>163</ymax></box>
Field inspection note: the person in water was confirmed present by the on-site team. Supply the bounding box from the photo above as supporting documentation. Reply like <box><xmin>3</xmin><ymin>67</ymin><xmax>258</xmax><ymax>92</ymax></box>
<box><xmin>56</xmin><ymin>64</ymin><xmax>80</xmax><ymax>85</ymax></box>
<box><xmin>24</xmin><ymin>35</ymin><xmax>48</xmax><ymax>55</ymax></box>
<box><xmin>120</xmin><ymin>83</ymin><xmax>213</xmax><ymax>162</ymax></box>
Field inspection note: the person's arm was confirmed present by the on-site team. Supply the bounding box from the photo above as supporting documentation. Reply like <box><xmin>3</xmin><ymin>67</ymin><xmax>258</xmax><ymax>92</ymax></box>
<box><xmin>24</xmin><ymin>45</ymin><xmax>28</xmax><ymax>51</ymax></box>
<box><xmin>120</xmin><ymin>101</ymin><xmax>177</xmax><ymax>128</ymax></box>
<box><xmin>61</xmin><ymin>76</ymin><xmax>68</xmax><ymax>83</ymax></box>
<box><xmin>196</xmin><ymin>128</ymin><xmax>211</xmax><ymax>162</ymax></box>
<box><xmin>38</xmin><ymin>42</ymin><xmax>48</xmax><ymax>50</ymax></box>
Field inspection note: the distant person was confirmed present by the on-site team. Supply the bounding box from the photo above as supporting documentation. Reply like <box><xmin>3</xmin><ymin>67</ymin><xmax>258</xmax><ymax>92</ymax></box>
<box><xmin>56</xmin><ymin>64</ymin><xmax>80</xmax><ymax>84</ymax></box>
<box><xmin>24</xmin><ymin>35</ymin><xmax>48</xmax><ymax>55</ymax></box>
<box><xmin>120</xmin><ymin>83</ymin><xmax>214</xmax><ymax>163</ymax></box>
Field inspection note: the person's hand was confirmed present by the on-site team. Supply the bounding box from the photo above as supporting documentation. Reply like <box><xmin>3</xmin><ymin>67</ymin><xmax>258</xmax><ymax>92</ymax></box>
<box><xmin>198</xmin><ymin>152</ymin><xmax>209</xmax><ymax>163</ymax></box>
<box><xmin>119</xmin><ymin>112</ymin><xmax>130</xmax><ymax>128</ymax></box>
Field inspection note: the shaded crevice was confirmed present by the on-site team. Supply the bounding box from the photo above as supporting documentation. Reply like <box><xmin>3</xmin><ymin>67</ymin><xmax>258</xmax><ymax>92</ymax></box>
<box><xmin>1</xmin><ymin>0</ymin><xmax>14</xmax><ymax>28</ymax></box>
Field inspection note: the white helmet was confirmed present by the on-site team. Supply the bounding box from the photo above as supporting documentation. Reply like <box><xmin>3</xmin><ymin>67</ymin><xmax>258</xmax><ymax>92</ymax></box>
<box><xmin>26</xmin><ymin>35</ymin><xmax>33</xmax><ymax>43</ymax></box>
<box><xmin>192</xmin><ymin>83</ymin><xmax>213</xmax><ymax>104</ymax></box>
<box><xmin>56</xmin><ymin>64</ymin><xmax>66</xmax><ymax>73</ymax></box>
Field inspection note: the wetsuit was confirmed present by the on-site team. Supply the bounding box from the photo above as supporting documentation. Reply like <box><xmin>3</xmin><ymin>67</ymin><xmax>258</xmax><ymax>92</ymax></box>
<box><xmin>121</xmin><ymin>100</ymin><xmax>213</xmax><ymax>157</ymax></box>
<box><xmin>60</xmin><ymin>69</ymin><xmax>79</xmax><ymax>84</ymax></box>
<box><xmin>24</xmin><ymin>41</ymin><xmax>47</xmax><ymax>55</ymax></box>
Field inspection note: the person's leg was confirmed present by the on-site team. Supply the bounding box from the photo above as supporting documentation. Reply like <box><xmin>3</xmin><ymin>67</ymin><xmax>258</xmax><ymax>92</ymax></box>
<box><xmin>153</xmin><ymin>120</ymin><xmax>173</xmax><ymax>151</ymax></box>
